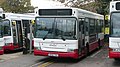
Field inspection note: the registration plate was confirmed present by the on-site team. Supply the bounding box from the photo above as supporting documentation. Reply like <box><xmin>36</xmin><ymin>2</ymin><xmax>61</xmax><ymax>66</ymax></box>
<box><xmin>113</xmin><ymin>48</ymin><xmax>120</xmax><ymax>52</ymax></box>
<box><xmin>48</xmin><ymin>54</ymin><xmax>58</xmax><ymax>57</ymax></box>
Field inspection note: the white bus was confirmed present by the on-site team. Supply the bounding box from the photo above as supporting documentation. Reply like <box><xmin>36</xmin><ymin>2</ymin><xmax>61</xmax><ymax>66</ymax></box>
<box><xmin>109</xmin><ymin>1</ymin><xmax>120</xmax><ymax>60</ymax></box>
<box><xmin>0</xmin><ymin>8</ymin><xmax>4</xmax><ymax>55</ymax></box>
<box><xmin>2</xmin><ymin>13</ymin><xmax>35</xmax><ymax>51</ymax></box>
<box><xmin>33</xmin><ymin>7</ymin><xmax>104</xmax><ymax>59</ymax></box>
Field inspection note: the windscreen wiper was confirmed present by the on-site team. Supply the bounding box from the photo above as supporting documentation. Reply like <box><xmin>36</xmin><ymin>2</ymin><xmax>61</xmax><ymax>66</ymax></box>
<box><xmin>60</xmin><ymin>35</ymin><xmax>65</xmax><ymax>41</ymax></box>
<box><xmin>43</xmin><ymin>32</ymin><xmax>49</xmax><ymax>40</ymax></box>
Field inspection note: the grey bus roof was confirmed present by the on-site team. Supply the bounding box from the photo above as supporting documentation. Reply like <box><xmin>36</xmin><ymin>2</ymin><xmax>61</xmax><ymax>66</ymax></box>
<box><xmin>3</xmin><ymin>13</ymin><xmax>35</xmax><ymax>20</ymax></box>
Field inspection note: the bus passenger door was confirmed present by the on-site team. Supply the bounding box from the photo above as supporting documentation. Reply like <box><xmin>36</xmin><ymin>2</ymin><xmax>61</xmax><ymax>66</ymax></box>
<box><xmin>12</xmin><ymin>21</ymin><xmax>18</xmax><ymax>46</ymax></box>
<box><xmin>78</xmin><ymin>19</ymin><xmax>85</xmax><ymax>54</ymax></box>
<box><xmin>22</xmin><ymin>20</ymin><xmax>30</xmax><ymax>50</ymax></box>
<box><xmin>16</xmin><ymin>20</ymin><xmax>23</xmax><ymax>47</ymax></box>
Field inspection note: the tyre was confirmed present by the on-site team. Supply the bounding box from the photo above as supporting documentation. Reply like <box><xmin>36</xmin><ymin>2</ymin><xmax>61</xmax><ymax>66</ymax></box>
<box><xmin>114</xmin><ymin>58</ymin><xmax>120</xmax><ymax>61</ymax></box>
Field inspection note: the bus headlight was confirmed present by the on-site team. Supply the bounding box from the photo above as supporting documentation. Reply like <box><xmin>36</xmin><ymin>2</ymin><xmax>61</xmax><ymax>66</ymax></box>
<box><xmin>5</xmin><ymin>43</ymin><xmax>12</xmax><ymax>46</ymax></box>
<box><xmin>109</xmin><ymin>48</ymin><xmax>120</xmax><ymax>52</ymax></box>
<box><xmin>0</xmin><ymin>46</ymin><xmax>3</xmax><ymax>50</ymax></box>
<box><xmin>34</xmin><ymin>47</ymin><xmax>41</xmax><ymax>50</ymax></box>
<box><xmin>67</xmin><ymin>49</ymin><xmax>75</xmax><ymax>52</ymax></box>
<box><xmin>109</xmin><ymin>48</ymin><xmax>113</xmax><ymax>51</ymax></box>
<box><xmin>113</xmin><ymin>48</ymin><xmax>120</xmax><ymax>52</ymax></box>
<box><xmin>67</xmin><ymin>49</ymin><xmax>78</xmax><ymax>53</ymax></box>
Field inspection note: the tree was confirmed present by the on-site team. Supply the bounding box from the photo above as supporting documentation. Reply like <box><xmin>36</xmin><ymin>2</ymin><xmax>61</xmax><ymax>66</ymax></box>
<box><xmin>55</xmin><ymin>0</ymin><xmax>110</xmax><ymax>15</ymax></box>
<box><xmin>0</xmin><ymin>0</ymin><xmax>5</xmax><ymax>6</ymax></box>
<box><xmin>57</xmin><ymin>0</ymin><xmax>65</xmax><ymax>3</ymax></box>
<box><xmin>0</xmin><ymin>0</ymin><xmax>34</xmax><ymax>13</ymax></box>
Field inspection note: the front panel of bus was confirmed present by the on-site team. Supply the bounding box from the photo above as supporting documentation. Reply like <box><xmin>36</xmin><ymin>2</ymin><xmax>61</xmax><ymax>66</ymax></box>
<box><xmin>34</xmin><ymin>17</ymin><xmax>80</xmax><ymax>58</ymax></box>
<box><xmin>2</xmin><ymin>19</ymin><xmax>13</xmax><ymax>50</ymax></box>
<box><xmin>109</xmin><ymin>12</ymin><xmax>120</xmax><ymax>58</ymax></box>
<box><xmin>0</xmin><ymin>19</ymin><xmax>4</xmax><ymax>54</ymax></box>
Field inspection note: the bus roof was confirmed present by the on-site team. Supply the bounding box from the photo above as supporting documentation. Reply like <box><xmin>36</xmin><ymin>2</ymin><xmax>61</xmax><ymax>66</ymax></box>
<box><xmin>0</xmin><ymin>8</ymin><xmax>3</xmax><ymax>17</ymax></box>
<box><xmin>3</xmin><ymin>13</ymin><xmax>35</xmax><ymax>20</ymax></box>
<box><xmin>35</xmin><ymin>7</ymin><xmax>104</xmax><ymax>20</ymax></box>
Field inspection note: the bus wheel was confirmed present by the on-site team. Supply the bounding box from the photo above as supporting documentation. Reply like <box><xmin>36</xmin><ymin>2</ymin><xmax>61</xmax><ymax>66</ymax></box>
<box><xmin>114</xmin><ymin>58</ymin><xmax>120</xmax><ymax>61</ymax></box>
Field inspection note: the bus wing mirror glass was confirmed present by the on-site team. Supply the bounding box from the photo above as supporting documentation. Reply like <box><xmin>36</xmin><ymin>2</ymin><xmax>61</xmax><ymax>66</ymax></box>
<box><xmin>31</xmin><ymin>20</ymin><xmax>35</xmax><ymax>25</ymax></box>
<box><xmin>12</xmin><ymin>21</ymin><xmax>16</xmax><ymax>26</ymax></box>
<box><xmin>2</xmin><ymin>14</ymin><xmax>5</xmax><ymax>19</ymax></box>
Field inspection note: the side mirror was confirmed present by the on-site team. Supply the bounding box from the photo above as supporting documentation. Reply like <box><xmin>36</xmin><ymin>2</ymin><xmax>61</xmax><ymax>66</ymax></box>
<box><xmin>31</xmin><ymin>20</ymin><xmax>35</xmax><ymax>25</ymax></box>
<box><xmin>2</xmin><ymin>14</ymin><xmax>5</xmax><ymax>19</ymax></box>
<box><xmin>12</xmin><ymin>21</ymin><xmax>16</xmax><ymax>26</ymax></box>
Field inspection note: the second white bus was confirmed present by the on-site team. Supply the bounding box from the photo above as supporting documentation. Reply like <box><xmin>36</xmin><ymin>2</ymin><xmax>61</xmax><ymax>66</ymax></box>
<box><xmin>109</xmin><ymin>1</ymin><xmax>120</xmax><ymax>60</ymax></box>
<box><xmin>0</xmin><ymin>8</ymin><xmax>4</xmax><ymax>55</ymax></box>
<box><xmin>2</xmin><ymin>13</ymin><xmax>35</xmax><ymax>51</ymax></box>
<box><xmin>34</xmin><ymin>7</ymin><xmax>104</xmax><ymax>59</ymax></box>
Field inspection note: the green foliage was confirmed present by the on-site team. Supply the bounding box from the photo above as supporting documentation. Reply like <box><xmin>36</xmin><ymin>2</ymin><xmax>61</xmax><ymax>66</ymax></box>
<box><xmin>0</xmin><ymin>0</ymin><xmax>34</xmax><ymax>13</ymax></box>
<box><xmin>55</xmin><ymin>0</ymin><xmax>110</xmax><ymax>15</ymax></box>
<box><xmin>0</xmin><ymin>0</ymin><xmax>5</xmax><ymax>6</ymax></box>
<box><xmin>101</xmin><ymin>0</ymin><xmax>111</xmax><ymax>2</ymax></box>
<box><xmin>80</xmin><ymin>2</ymin><xmax>99</xmax><ymax>13</ymax></box>
<box><xmin>78</xmin><ymin>0</ymin><xmax>110</xmax><ymax>15</ymax></box>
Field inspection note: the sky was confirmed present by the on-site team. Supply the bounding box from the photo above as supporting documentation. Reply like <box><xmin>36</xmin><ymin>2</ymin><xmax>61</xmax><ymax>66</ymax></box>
<box><xmin>31</xmin><ymin>0</ymin><xmax>64</xmax><ymax>8</ymax></box>
<box><xmin>31</xmin><ymin>0</ymin><xmax>94</xmax><ymax>8</ymax></box>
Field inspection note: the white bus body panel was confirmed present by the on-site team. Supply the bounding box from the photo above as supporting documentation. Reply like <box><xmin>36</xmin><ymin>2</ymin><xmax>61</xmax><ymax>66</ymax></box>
<box><xmin>98</xmin><ymin>33</ymin><xmax>104</xmax><ymax>40</ymax></box>
<box><xmin>4</xmin><ymin>13</ymin><xmax>35</xmax><ymax>20</ymax></box>
<box><xmin>109</xmin><ymin>37</ymin><xmax>120</xmax><ymax>49</ymax></box>
<box><xmin>85</xmin><ymin>36</ymin><xmax>89</xmax><ymax>46</ymax></box>
<box><xmin>0</xmin><ymin>38</ymin><xmax>5</xmax><ymax>47</ymax></box>
<box><xmin>3</xmin><ymin>36</ymin><xmax>13</xmax><ymax>44</ymax></box>
<box><xmin>34</xmin><ymin>38</ymin><xmax>78</xmax><ymax>52</ymax></box>
<box><xmin>0</xmin><ymin>8</ymin><xmax>3</xmax><ymax>17</ymax></box>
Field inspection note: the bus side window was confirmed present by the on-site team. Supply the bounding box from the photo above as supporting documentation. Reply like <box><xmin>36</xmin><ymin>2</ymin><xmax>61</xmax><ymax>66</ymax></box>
<box><xmin>12</xmin><ymin>21</ymin><xmax>18</xmax><ymax>44</ymax></box>
<box><xmin>12</xmin><ymin>21</ymin><xmax>17</xmax><ymax>37</ymax></box>
<box><xmin>79</xmin><ymin>19</ymin><xmax>84</xmax><ymax>33</ymax></box>
<box><xmin>85</xmin><ymin>18</ymin><xmax>89</xmax><ymax>36</ymax></box>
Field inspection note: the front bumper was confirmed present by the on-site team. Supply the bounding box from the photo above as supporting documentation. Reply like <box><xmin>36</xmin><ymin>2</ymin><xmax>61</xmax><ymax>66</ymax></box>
<box><xmin>109</xmin><ymin>51</ymin><xmax>120</xmax><ymax>58</ymax></box>
<box><xmin>0</xmin><ymin>49</ymin><xmax>4</xmax><ymax>55</ymax></box>
<box><xmin>3</xmin><ymin>45</ymin><xmax>14</xmax><ymax>51</ymax></box>
<box><xmin>34</xmin><ymin>50</ymin><xmax>79</xmax><ymax>59</ymax></box>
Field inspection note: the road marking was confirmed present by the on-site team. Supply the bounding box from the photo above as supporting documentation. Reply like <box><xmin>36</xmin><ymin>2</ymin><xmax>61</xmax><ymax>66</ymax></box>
<box><xmin>0</xmin><ymin>52</ymin><xmax>22</xmax><ymax>60</ymax></box>
<box><xmin>0</xmin><ymin>59</ymin><xmax>4</xmax><ymax>62</ymax></box>
<box><xmin>30</xmin><ymin>60</ymin><xmax>54</xmax><ymax>67</ymax></box>
<box><xmin>30</xmin><ymin>62</ymin><xmax>43</xmax><ymax>67</ymax></box>
<box><xmin>38</xmin><ymin>61</ymin><xmax>54</xmax><ymax>67</ymax></box>
<box><xmin>90</xmin><ymin>49</ymin><xmax>102</xmax><ymax>57</ymax></box>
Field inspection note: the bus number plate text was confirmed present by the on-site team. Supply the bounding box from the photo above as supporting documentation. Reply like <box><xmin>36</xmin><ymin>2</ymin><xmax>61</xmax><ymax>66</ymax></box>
<box><xmin>48</xmin><ymin>54</ymin><xmax>58</xmax><ymax>57</ymax></box>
